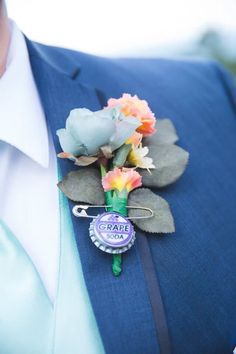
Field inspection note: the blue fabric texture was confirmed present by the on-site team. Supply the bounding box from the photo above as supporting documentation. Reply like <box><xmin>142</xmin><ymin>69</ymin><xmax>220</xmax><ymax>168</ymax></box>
<box><xmin>26</xmin><ymin>37</ymin><xmax>236</xmax><ymax>354</ymax></box>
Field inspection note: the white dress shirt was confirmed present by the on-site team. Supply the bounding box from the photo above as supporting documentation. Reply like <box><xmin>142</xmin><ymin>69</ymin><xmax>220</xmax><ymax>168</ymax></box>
<box><xmin>0</xmin><ymin>21</ymin><xmax>59</xmax><ymax>302</ymax></box>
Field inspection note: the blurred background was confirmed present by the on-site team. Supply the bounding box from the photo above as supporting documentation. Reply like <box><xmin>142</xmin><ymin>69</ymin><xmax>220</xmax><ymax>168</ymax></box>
<box><xmin>7</xmin><ymin>0</ymin><xmax>236</xmax><ymax>76</ymax></box>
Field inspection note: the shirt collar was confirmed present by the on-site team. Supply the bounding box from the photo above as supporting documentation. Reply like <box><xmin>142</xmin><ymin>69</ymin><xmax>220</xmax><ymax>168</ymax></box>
<box><xmin>0</xmin><ymin>21</ymin><xmax>49</xmax><ymax>168</ymax></box>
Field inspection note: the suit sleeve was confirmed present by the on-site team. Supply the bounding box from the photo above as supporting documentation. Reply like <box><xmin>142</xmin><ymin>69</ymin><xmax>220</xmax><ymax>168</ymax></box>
<box><xmin>212</xmin><ymin>61</ymin><xmax>236</xmax><ymax>114</ymax></box>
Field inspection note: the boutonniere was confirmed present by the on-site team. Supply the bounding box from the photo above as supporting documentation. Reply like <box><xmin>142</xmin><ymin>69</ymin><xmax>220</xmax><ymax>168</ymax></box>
<box><xmin>56</xmin><ymin>94</ymin><xmax>189</xmax><ymax>276</ymax></box>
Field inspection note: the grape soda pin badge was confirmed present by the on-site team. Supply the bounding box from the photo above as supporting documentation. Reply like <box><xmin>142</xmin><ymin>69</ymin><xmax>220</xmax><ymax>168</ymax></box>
<box><xmin>72</xmin><ymin>205</ymin><xmax>153</xmax><ymax>255</ymax></box>
<box><xmin>89</xmin><ymin>212</ymin><xmax>135</xmax><ymax>254</ymax></box>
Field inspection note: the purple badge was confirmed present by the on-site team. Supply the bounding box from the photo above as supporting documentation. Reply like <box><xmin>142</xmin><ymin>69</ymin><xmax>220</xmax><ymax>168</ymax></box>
<box><xmin>89</xmin><ymin>212</ymin><xmax>136</xmax><ymax>254</ymax></box>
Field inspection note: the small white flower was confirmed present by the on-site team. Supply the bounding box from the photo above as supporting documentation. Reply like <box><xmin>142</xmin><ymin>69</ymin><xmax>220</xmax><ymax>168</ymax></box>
<box><xmin>128</xmin><ymin>145</ymin><xmax>155</xmax><ymax>171</ymax></box>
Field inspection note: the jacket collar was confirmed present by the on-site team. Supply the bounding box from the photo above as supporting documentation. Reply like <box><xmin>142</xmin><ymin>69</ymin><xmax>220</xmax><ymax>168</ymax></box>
<box><xmin>25</xmin><ymin>37</ymin><xmax>82</xmax><ymax>79</ymax></box>
<box><xmin>25</xmin><ymin>38</ymin><xmax>160</xmax><ymax>354</ymax></box>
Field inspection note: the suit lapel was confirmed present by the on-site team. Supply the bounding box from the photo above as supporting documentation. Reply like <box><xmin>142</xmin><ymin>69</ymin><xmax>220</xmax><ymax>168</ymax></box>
<box><xmin>26</xmin><ymin>38</ymin><xmax>160</xmax><ymax>354</ymax></box>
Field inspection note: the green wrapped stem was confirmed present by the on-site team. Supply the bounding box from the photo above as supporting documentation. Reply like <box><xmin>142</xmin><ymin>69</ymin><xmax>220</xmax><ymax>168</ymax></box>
<box><xmin>112</xmin><ymin>254</ymin><xmax>122</xmax><ymax>277</ymax></box>
<box><xmin>100</xmin><ymin>162</ymin><xmax>128</xmax><ymax>276</ymax></box>
<box><xmin>111</xmin><ymin>194</ymin><xmax>128</xmax><ymax>216</ymax></box>
<box><xmin>111</xmin><ymin>193</ymin><xmax>128</xmax><ymax>276</ymax></box>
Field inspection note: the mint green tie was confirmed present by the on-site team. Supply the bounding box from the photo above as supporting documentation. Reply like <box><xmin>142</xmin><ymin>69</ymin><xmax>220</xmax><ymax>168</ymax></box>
<box><xmin>0</xmin><ymin>190</ymin><xmax>105</xmax><ymax>354</ymax></box>
<box><xmin>52</xmin><ymin>191</ymin><xmax>105</xmax><ymax>354</ymax></box>
<box><xmin>0</xmin><ymin>221</ymin><xmax>53</xmax><ymax>354</ymax></box>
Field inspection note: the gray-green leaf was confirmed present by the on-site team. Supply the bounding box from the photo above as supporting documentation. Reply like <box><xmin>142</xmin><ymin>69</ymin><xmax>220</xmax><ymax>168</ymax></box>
<box><xmin>128</xmin><ymin>188</ymin><xmax>175</xmax><ymax>233</ymax></box>
<box><xmin>74</xmin><ymin>156</ymin><xmax>98</xmax><ymax>166</ymax></box>
<box><xmin>58</xmin><ymin>168</ymin><xmax>105</xmax><ymax>204</ymax></box>
<box><xmin>139</xmin><ymin>144</ymin><xmax>189</xmax><ymax>187</ymax></box>
<box><xmin>144</xmin><ymin>118</ymin><xmax>178</xmax><ymax>146</ymax></box>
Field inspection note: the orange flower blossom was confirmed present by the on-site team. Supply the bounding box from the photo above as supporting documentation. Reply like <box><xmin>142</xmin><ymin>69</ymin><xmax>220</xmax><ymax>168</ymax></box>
<box><xmin>102</xmin><ymin>167</ymin><xmax>142</xmax><ymax>193</ymax></box>
<box><xmin>107</xmin><ymin>93</ymin><xmax>156</xmax><ymax>137</ymax></box>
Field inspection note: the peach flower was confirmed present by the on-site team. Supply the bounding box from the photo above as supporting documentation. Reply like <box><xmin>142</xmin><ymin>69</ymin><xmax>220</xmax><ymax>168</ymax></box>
<box><xmin>107</xmin><ymin>93</ymin><xmax>156</xmax><ymax>137</ymax></box>
<box><xmin>102</xmin><ymin>167</ymin><xmax>142</xmax><ymax>193</ymax></box>
<box><xmin>125</xmin><ymin>131</ymin><xmax>143</xmax><ymax>146</ymax></box>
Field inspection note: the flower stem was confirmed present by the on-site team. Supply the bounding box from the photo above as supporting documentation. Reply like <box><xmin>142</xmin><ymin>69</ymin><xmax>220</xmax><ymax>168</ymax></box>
<box><xmin>112</xmin><ymin>255</ymin><xmax>122</xmax><ymax>276</ymax></box>
<box><xmin>100</xmin><ymin>155</ymin><xmax>129</xmax><ymax>277</ymax></box>
<box><xmin>112</xmin><ymin>144</ymin><xmax>132</xmax><ymax>168</ymax></box>
<box><xmin>111</xmin><ymin>192</ymin><xmax>128</xmax><ymax>277</ymax></box>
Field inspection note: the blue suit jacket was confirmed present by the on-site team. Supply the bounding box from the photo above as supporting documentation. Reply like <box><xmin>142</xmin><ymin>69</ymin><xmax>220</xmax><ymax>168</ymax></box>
<box><xmin>26</xmin><ymin>37</ymin><xmax>236</xmax><ymax>354</ymax></box>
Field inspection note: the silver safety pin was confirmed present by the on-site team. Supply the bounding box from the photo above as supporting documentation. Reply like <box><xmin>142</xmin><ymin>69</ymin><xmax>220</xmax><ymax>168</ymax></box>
<box><xmin>72</xmin><ymin>204</ymin><xmax>154</xmax><ymax>220</ymax></box>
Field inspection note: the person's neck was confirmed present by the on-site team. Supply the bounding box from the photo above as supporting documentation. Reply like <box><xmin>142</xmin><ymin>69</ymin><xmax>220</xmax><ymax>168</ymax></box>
<box><xmin>0</xmin><ymin>4</ymin><xmax>10</xmax><ymax>77</ymax></box>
